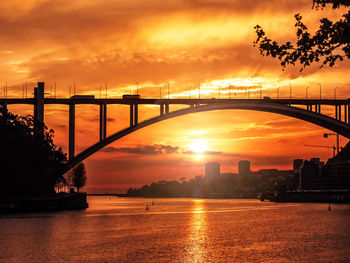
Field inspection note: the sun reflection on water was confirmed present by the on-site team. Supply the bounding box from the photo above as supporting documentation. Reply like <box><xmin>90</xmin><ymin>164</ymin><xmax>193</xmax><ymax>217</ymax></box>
<box><xmin>184</xmin><ymin>199</ymin><xmax>209</xmax><ymax>262</ymax></box>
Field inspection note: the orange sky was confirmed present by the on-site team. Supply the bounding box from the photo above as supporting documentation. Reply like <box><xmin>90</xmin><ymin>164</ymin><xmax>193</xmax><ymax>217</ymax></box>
<box><xmin>2</xmin><ymin>0</ymin><xmax>350</xmax><ymax>193</ymax></box>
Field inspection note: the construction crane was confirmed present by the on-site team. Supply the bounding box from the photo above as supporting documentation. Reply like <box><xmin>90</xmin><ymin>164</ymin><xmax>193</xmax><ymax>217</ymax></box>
<box><xmin>304</xmin><ymin>144</ymin><xmax>336</xmax><ymax>157</ymax></box>
<box><xmin>323</xmin><ymin>133</ymin><xmax>340</xmax><ymax>154</ymax></box>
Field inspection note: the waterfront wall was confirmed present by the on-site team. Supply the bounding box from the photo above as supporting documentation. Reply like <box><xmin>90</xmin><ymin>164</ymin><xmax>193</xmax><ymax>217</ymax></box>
<box><xmin>261</xmin><ymin>190</ymin><xmax>350</xmax><ymax>203</ymax></box>
<box><xmin>0</xmin><ymin>193</ymin><xmax>88</xmax><ymax>213</ymax></box>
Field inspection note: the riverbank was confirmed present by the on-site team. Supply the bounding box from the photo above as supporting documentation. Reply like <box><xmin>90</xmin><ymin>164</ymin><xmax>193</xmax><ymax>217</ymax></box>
<box><xmin>124</xmin><ymin>194</ymin><xmax>257</xmax><ymax>199</ymax></box>
<box><xmin>261</xmin><ymin>190</ymin><xmax>350</xmax><ymax>203</ymax></box>
<box><xmin>0</xmin><ymin>192</ymin><xmax>88</xmax><ymax>213</ymax></box>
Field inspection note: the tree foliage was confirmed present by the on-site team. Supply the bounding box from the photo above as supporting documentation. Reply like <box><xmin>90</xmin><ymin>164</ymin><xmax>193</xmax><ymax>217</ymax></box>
<box><xmin>0</xmin><ymin>105</ymin><xmax>67</xmax><ymax>197</ymax></box>
<box><xmin>126</xmin><ymin>171</ymin><xmax>296</xmax><ymax>198</ymax></box>
<box><xmin>254</xmin><ymin>0</ymin><xmax>350</xmax><ymax>71</ymax></box>
<box><xmin>72</xmin><ymin>162</ymin><xmax>87</xmax><ymax>192</ymax></box>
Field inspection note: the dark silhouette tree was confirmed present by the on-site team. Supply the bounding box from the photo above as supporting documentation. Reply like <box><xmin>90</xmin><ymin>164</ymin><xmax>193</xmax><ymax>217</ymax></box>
<box><xmin>254</xmin><ymin>0</ymin><xmax>350</xmax><ymax>71</ymax></box>
<box><xmin>72</xmin><ymin>162</ymin><xmax>87</xmax><ymax>192</ymax></box>
<box><xmin>0</xmin><ymin>105</ymin><xmax>67</xmax><ymax>197</ymax></box>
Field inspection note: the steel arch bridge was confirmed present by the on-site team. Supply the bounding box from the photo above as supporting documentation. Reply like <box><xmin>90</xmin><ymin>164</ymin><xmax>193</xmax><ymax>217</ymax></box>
<box><xmin>1</xmin><ymin>82</ymin><xmax>350</xmax><ymax>175</ymax></box>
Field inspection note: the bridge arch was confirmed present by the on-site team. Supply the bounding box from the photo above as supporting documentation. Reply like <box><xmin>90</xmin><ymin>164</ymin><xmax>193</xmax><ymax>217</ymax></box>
<box><xmin>64</xmin><ymin>102</ymin><xmax>350</xmax><ymax>173</ymax></box>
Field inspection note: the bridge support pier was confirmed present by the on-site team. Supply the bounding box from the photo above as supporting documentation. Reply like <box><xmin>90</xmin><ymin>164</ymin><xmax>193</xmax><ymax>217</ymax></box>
<box><xmin>348</xmin><ymin>104</ymin><xmax>350</xmax><ymax>124</ymax></box>
<box><xmin>317</xmin><ymin>104</ymin><xmax>321</xmax><ymax>114</ymax></box>
<box><xmin>33</xmin><ymin>82</ymin><xmax>45</xmax><ymax>135</ymax></box>
<box><xmin>134</xmin><ymin>104</ymin><xmax>138</xmax><ymax>125</ymax></box>
<box><xmin>69</xmin><ymin>102</ymin><xmax>75</xmax><ymax>160</ymax></box>
<box><xmin>160</xmin><ymin>104</ymin><xmax>164</xmax><ymax>116</ymax></box>
<box><xmin>129</xmin><ymin>104</ymin><xmax>138</xmax><ymax>126</ymax></box>
<box><xmin>336</xmin><ymin>105</ymin><xmax>338</xmax><ymax>120</ymax></box>
<box><xmin>99</xmin><ymin>103</ymin><xmax>107</xmax><ymax>141</ymax></box>
<box><xmin>165</xmin><ymin>103</ymin><xmax>169</xmax><ymax>114</ymax></box>
<box><xmin>345</xmin><ymin>105</ymin><xmax>347</xmax><ymax>124</ymax></box>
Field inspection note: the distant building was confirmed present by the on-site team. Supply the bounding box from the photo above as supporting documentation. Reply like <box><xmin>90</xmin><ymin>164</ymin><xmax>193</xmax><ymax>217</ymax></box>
<box><xmin>293</xmin><ymin>159</ymin><xmax>304</xmax><ymax>174</ymax></box>
<box><xmin>319</xmin><ymin>143</ymin><xmax>350</xmax><ymax>190</ymax></box>
<box><xmin>322</xmin><ymin>161</ymin><xmax>350</xmax><ymax>189</ymax></box>
<box><xmin>238</xmin><ymin>160</ymin><xmax>250</xmax><ymax>175</ymax></box>
<box><xmin>299</xmin><ymin>158</ymin><xmax>324</xmax><ymax>190</ymax></box>
<box><xmin>205</xmin><ymin>162</ymin><xmax>220</xmax><ymax>179</ymax></box>
<box><xmin>293</xmin><ymin>159</ymin><xmax>304</xmax><ymax>188</ymax></box>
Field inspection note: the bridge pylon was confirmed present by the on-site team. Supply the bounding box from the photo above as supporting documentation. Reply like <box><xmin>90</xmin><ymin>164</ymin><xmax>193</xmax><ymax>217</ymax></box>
<box><xmin>33</xmin><ymin>82</ymin><xmax>44</xmax><ymax>136</ymax></box>
<box><xmin>69</xmin><ymin>101</ymin><xmax>75</xmax><ymax>160</ymax></box>
<box><xmin>99</xmin><ymin>103</ymin><xmax>107</xmax><ymax>141</ymax></box>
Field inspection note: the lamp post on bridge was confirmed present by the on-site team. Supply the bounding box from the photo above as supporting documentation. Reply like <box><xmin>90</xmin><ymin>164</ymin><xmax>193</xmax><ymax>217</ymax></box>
<box><xmin>334</xmin><ymin>87</ymin><xmax>338</xmax><ymax>100</ymax></box>
<box><xmin>277</xmin><ymin>86</ymin><xmax>280</xmax><ymax>99</ymax></box>
<box><xmin>318</xmin><ymin>83</ymin><xmax>322</xmax><ymax>100</ymax></box>
<box><xmin>105</xmin><ymin>82</ymin><xmax>108</xmax><ymax>99</ymax></box>
<box><xmin>198</xmin><ymin>83</ymin><xmax>201</xmax><ymax>100</ymax></box>
<box><xmin>167</xmin><ymin>82</ymin><xmax>170</xmax><ymax>99</ymax></box>
<box><xmin>306</xmin><ymin>86</ymin><xmax>309</xmax><ymax>100</ymax></box>
<box><xmin>229</xmin><ymin>84</ymin><xmax>231</xmax><ymax>99</ymax></box>
<box><xmin>289</xmin><ymin>83</ymin><xmax>292</xmax><ymax>100</ymax></box>
<box><xmin>259</xmin><ymin>83</ymin><xmax>262</xmax><ymax>99</ymax></box>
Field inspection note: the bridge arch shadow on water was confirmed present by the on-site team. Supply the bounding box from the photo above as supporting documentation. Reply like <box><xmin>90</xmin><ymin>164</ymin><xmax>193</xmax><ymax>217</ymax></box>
<box><xmin>65</xmin><ymin>102</ymin><xmax>350</xmax><ymax>174</ymax></box>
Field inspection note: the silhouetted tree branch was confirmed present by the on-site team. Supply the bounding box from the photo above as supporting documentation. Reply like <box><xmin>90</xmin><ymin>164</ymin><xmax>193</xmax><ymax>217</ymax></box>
<box><xmin>0</xmin><ymin>105</ymin><xmax>67</xmax><ymax>197</ymax></box>
<box><xmin>254</xmin><ymin>0</ymin><xmax>350</xmax><ymax>71</ymax></box>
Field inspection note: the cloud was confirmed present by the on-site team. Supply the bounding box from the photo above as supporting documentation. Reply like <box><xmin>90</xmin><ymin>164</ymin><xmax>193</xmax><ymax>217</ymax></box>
<box><xmin>182</xmin><ymin>150</ymin><xmax>223</xmax><ymax>155</ymax></box>
<box><xmin>101</xmin><ymin>144</ymin><xmax>179</xmax><ymax>155</ymax></box>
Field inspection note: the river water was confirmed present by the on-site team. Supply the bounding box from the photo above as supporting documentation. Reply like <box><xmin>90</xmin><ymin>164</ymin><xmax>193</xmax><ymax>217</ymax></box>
<box><xmin>0</xmin><ymin>197</ymin><xmax>350</xmax><ymax>262</ymax></box>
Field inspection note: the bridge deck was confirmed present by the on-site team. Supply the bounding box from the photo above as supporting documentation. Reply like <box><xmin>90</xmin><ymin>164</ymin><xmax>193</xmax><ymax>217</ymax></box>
<box><xmin>0</xmin><ymin>98</ymin><xmax>349</xmax><ymax>105</ymax></box>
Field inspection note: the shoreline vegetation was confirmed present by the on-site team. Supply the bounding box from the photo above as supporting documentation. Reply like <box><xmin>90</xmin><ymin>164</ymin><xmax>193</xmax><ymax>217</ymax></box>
<box><xmin>125</xmin><ymin>171</ymin><xmax>296</xmax><ymax>199</ymax></box>
<box><xmin>0</xmin><ymin>106</ymin><xmax>88</xmax><ymax>213</ymax></box>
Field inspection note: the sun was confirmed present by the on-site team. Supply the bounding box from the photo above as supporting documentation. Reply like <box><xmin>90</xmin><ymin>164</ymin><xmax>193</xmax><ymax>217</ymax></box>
<box><xmin>189</xmin><ymin>139</ymin><xmax>208</xmax><ymax>155</ymax></box>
